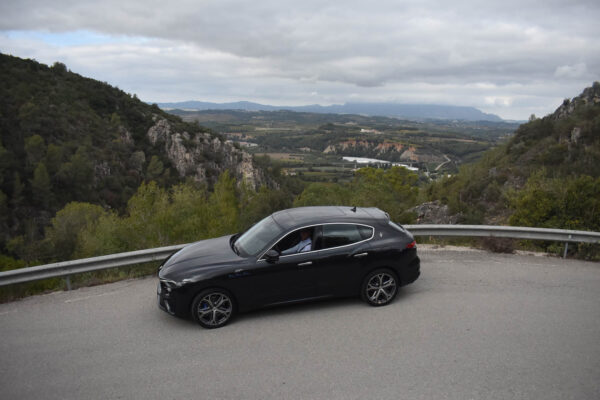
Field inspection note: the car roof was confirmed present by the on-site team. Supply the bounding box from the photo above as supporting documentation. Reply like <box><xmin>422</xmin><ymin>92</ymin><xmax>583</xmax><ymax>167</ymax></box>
<box><xmin>271</xmin><ymin>206</ymin><xmax>389</xmax><ymax>230</ymax></box>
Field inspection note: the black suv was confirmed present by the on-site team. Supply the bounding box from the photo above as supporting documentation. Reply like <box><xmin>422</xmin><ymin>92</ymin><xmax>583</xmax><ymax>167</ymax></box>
<box><xmin>158</xmin><ymin>206</ymin><xmax>420</xmax><ymax>328</ymax></box>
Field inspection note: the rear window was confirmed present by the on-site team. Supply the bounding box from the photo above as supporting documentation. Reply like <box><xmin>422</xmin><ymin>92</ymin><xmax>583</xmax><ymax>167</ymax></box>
<box><xmin>322</xmin><ymin>224</ymin><xmax>373</xmax><ymax>249</ymax></box>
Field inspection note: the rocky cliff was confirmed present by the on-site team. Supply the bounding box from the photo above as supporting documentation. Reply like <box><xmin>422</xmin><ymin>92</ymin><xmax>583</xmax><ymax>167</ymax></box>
<box><xmin>147</xmin><ymin>117</ymin><xmax>264</xmax><ymax>188</ymax></box>
<box><xmin>323</xmin><ymin>139</ymin><xmax>444</xmax><ymax>163</ymax></box>
<box><xmin>552</xmin><ymin>82</ymin><xmax>600</xmax><ymax>120</ymax></box>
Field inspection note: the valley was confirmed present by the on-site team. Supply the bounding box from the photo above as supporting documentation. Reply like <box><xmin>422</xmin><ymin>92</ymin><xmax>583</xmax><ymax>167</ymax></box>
<box><xmin>170</xmin><ymin>109</ymin><xmax>520</xmax><ymax>182</ymax></box>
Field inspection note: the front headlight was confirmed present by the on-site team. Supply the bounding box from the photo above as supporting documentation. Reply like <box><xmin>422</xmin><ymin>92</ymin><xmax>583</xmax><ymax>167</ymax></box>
<box><xmin>160</xmin><ymin>278</ymin><xmax>192</xmax><ymax>291</ymax></box>
<box><xmin>160</xmin><ymin>279</ymin><xmax>180</xmax><ymax>292</ymax></box>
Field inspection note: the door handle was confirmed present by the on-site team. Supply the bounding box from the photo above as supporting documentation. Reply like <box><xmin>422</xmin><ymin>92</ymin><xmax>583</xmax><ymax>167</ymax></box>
<box><xmin>353</xmin><ymin>252</ymin><xmax>368</xmax><ymax>258</ymax></box>
<box><xmin>297</xmin><ymin>261</ymin><xmax>313</xmax><ymax>266</ymax></box>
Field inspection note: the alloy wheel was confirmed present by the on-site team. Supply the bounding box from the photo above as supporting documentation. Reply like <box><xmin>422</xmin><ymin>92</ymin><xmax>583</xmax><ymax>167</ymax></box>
<box><xmin>365</xmin><ymin>272</ymin><xmax>397</xmax><ymax>305</ymax></box>
<box><xmin>195</xmin><ymin>292</ymin><xmax>233</xmax><ymax>328</ymax></box>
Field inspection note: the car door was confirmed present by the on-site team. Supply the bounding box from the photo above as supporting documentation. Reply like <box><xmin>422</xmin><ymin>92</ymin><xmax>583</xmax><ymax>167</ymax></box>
<box><xmin>231</xmin><ymin>228</ymin><xmax>320</xmax><ymax>308</ymax></box>
<box><xmin>313</xmin><ymin>224</ymin><xmax>375</xmax><ymax>297</ymax></box>
<box><xmin>261</xmin><ymin>250</ymin><xmax>319</xmax><ymax>305</ymax></box>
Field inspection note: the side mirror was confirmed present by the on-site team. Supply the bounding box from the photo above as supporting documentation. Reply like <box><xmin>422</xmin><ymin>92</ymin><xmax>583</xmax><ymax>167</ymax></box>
<box><xmin>264</xmin><ymin>249</ymin><xmax>280</xmax><ymax>263</ymax></box>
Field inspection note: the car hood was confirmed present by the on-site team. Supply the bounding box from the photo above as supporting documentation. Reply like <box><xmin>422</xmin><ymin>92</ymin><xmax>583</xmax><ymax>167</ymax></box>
<box><xmin>159</xmin><ymin>235</ymin><xmax>243</xmax><ymax>280</ymax></box>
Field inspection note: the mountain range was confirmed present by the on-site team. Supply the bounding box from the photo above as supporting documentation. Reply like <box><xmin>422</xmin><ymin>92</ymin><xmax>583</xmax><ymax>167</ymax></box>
<box><xmin>156</xmin><ymin>100</ymin><xmax>504</xmax><ymax>122</ymax></box>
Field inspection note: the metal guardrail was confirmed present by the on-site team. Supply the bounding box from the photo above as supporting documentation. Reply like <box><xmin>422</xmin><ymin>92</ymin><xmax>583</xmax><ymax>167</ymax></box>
<box><xmin>0</xmin><ymin>244</ymin><xmax>187</xmax><ymax>288</ymax></box>
<box><xmin>1</xmin><ymin>225</ymin><xmax>599</xmax><ymax>288</ymax></box>
<box><xmin>405</xmin><ymin>225</ymin><xmax>600</xmax><ymax>259</ymax></box>
<box><xmin>404</xmin><ymin>225</ymin><xmax>600</xmax><ymax>243</ymax></box>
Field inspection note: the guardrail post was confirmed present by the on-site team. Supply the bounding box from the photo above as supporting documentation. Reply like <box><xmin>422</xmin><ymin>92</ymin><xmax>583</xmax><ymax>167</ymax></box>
<box><xmin>65</xmin><ymin>276</ymin><xmax>72</xmax><ymax>291</ymax></box>
<box><xmin>563</xmin><ymin>234</ymin><xmax>572</xmax><ymax>259</ymax></box>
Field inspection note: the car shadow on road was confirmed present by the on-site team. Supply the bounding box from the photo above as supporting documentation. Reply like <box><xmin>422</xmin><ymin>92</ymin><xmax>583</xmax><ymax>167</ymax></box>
<box><xmin>154</xmin><ymin>286</ymin><xmax>420</xmax><ymax>330</ymax></box>
<box><xmin>232</xmin><ymin>287</ymin><xmax>416</xmax><ymax>325</ymax></box>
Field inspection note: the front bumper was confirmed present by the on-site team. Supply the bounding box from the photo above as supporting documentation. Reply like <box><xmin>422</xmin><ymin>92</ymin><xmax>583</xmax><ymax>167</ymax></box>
<box><xmin>157</xmin><ymin>281</ymin><xmax>176</xmax><ymax>315</ymax></box>
<box><xmin>157</xmin><ymin>280</ymin><xmax>198</xmax><ymax>318</ymax></box>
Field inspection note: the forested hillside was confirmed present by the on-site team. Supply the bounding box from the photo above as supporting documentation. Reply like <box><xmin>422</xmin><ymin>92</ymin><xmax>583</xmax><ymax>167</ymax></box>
<box><xmin>428</xmin><ymin>82</ymin><xmax>600</xmax><ymax>256</ymax></box>
<box><xmin>0</xmin><ymin>54</ymin><xmax>266</xmax><ymax>251</ymax></box>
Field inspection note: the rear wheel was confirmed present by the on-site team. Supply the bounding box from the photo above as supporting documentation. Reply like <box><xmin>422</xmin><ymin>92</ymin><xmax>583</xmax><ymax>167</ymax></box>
<box><xmin>191</xmin><ymin>289</ymin><xmax>234</xmax><ymax>329</ymax></box>
<box><xmin>361</xmin><ymin>269</ymin><xmax>398</xmax><ymax>306</ymax></box>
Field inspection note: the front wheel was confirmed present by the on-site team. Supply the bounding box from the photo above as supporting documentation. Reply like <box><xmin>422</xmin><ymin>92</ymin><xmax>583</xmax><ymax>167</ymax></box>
<box><xmin>361</xmin><ymin>269</ymin><xmax>398</xmax><ymax>306</ymax></box>
<box><xmin>191</xmin><ymin>289</ymin><xmax>235</xmax><ymax>329</ymax></box>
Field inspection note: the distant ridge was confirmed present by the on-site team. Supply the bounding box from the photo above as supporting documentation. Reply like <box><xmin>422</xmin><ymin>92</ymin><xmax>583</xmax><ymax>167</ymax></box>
<box><xmin>156</xmin><ymin>100</ymin><xmax>504</xmax><ymax>122</ymax></box>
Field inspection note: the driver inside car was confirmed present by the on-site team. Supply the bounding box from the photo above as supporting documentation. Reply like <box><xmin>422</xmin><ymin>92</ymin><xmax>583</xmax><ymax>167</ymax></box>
<box><xmin>281</xmin><ymin>229</ymin><xmax>312</xmax><ymax>255</ymax></box>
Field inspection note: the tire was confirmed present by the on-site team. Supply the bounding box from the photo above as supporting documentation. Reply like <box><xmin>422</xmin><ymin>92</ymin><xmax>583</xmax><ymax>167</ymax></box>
<box><xmin>361</xmin><ymin>269</ymin><xmax>399</xmax><ymax>306</ymax></box>
<box><xmin>191</xmin><ymin>289</ymin><xmax>235</xmax><ymax>329</ymax></box>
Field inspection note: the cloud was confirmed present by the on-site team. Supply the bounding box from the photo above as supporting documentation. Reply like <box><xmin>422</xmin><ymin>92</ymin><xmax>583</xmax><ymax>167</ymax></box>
<box><xmin>485</xmin><ymin>96</ymin><xmax>514</xmax><ymax>107</ymax></box>
<box><xmin>554</xmin><ymin>63</ymin><xmax>588</xmax><ymax>79</ymax></box>
<box><xmin>1</xmin><ymin>0</ymin><xmax>599</xmax><ymax>120</ymax></box>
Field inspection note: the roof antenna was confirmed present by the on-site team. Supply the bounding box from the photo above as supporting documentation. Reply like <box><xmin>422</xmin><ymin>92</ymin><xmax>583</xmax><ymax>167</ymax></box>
<box><xmin>351</xmin><ymin>206</ymin><xmax>357</xmax><ymax>212</ymax></box>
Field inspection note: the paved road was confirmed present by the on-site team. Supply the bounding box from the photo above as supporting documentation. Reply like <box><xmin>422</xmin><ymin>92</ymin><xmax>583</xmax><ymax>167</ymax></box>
<box><xmin>1</xmin><ymin>247</ymin><xmax>599</xmax><ymax>400</ymax></box>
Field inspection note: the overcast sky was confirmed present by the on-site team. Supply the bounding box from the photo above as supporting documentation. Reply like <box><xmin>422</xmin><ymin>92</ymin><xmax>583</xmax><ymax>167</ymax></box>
<box><xmin>1</xmin><ymin>0</ymin><xmax>599</xmax><ymax>120</ymax></box>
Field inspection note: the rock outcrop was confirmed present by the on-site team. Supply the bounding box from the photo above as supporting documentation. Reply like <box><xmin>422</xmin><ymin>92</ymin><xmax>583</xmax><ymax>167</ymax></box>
<box><xmin>552</xmin><ymin>81</ymin><xmax>600</xmax><ymax>120</ymax></box>
<box><xmin>147</xmin><ymin>116</ymin><xmax>266</xmax><ymax>188</ymax></box>
<box><xmin>409</xmin><ymin>201</ymin><xmax>461</xmax><ymax>224</ymax></box>
<box><xmin>323</xmin><ymin>140</ymin><xmax>444</xmax><ymax>163</ymax></box>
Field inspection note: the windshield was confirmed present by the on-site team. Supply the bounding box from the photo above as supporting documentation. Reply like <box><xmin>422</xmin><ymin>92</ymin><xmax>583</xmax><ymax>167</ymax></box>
<box><xmin>234</xmin><ymin>215</ymin><xmax>284</xmax><ymax>257</ymax></box>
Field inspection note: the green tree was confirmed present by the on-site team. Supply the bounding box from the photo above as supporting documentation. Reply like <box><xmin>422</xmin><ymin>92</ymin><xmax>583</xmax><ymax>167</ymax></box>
<box><xmin>56</xmin><ymin>147</ymin><xmax>94</xmax><ymax>200</ymax></box>
<box><xmin>207</xmin><ymin>171</ymin><xmax>239</xmax><ymax>237</ymax></box>
<box><xmin>509</xmin><ymin>172</ymin><xmax>600</xmax><ymax>258</ymax></box>
<box><xmin>349</xmin><ymin>167</ymin><xmax>419</xmax><ymax>222</ymax></box>
<box><xmin>146</xmin><ymin>155</ymin><xmax>164</xmax><ymax>180</ymax></box>
<box><xmin>42</xmin><ymin>202</ymin><xmax>107</xmax><ymax>260</ymax></box>
<box><xmin>45</xmin><ymin>144</ymin><xmax>63</xmax><ymax>176</ymax></box>
<box><xmin>294</xmin><ymin>182</ymin><xmax>349</xmax><ymax>207</ymax></box>
<box><xmin>0</xmin><ymin>254</ymin><xmax>26</xmax><ymax>273</ymax></box>
<box><xmin>166</xmin><ymin>183</ymin><xmax>210</xmax><ymax>242</ymax></box>
<box><xmin>239</xmin><ymin>185</ymin><xmax>292</xmax><ymax>230</ymax></box>
<box><xmin>124</xmin><ymin>181</ymin><xmax>171</xmax><ymax>248</ymax></box>
<box><xmin>51</xmin><ymin>61</ymin><xmax>67</xmax><ymax>74</ymax></box>
<box><xmin>11</xmin><ymin>172</ymin><xmax>24</xmax><ymax>208</ymax></box>
<box><xmin>30</xmin><ymin>162</ymin><xmax>52</xmax><ymax>207</ymax></box>
<box><xmin>24</xmin><ymin>134</ymin><xmax>46</xmax><ymax>170</ymax></box>
<box><xmin>0</xmin><ymin>191</ymin><xmax>8</xmax><ymax>240</ymax></box>
<box><xmin>75</xmin><ymin>212</ymin><xmax>125</xmax><ymax>258</ymax></box>
<box><xmin>294</xmin><ymin>166</ymin><xmax>419</xmax><ymax>223</ymax></box>
<box><xmin>510</xmin><ymin>172</ymin><xmax>600</xmax><ymax>232</ymax></box>
<box><xmin>0</xmin><ymin>141</ymin><xmax>10</xmax><ymax>186</ymax></box>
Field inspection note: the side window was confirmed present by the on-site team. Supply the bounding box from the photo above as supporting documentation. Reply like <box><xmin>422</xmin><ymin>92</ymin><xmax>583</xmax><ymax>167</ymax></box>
<box><xmin>357</xmin><ymin>225</ymin><xmax>373</xmax><ymax>239</ymax></box>
<box><xmin>322</xmin><ymin>224</ymin><xmax>373</xmax><ymax>249</ymax></box>
<box><xmin>271</xmin><ymin>227</ymin><xmax>315</xmax><ymax>256</ymax></box>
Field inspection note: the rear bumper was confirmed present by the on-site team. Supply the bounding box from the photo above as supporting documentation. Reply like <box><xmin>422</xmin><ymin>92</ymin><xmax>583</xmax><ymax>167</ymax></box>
<box><xmin>399</xmin><ymin>254</ymin><xmax>420</xmax><ymax>286</ymax></box>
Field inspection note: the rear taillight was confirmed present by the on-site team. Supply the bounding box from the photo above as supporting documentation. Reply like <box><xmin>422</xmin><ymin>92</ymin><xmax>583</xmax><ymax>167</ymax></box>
<box><xmin>406</xmin><ymin>240</ymin><xmax>416</xmax><ymax>249</ymax></box>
